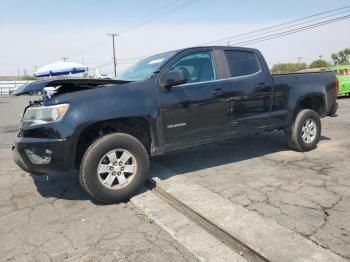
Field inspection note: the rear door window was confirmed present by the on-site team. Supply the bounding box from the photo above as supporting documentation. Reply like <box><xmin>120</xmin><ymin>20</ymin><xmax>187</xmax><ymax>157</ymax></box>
<box><xmin>224</xmin><ymin>50</ymin><xmax>261</xmax><ymax>78</ymax></box>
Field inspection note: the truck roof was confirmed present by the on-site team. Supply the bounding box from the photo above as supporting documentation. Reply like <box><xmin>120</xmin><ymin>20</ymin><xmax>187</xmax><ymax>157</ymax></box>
<box><xmin>178</xmin><ymin>45</ymin><xmax>259</xmax><ymax>53</ymax></box>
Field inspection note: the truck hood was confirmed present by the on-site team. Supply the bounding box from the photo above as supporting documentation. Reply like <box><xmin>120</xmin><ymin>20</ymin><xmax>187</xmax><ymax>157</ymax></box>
<box><xmin>13</xmin><ymin>78</ymin><xmax>131</xmax><ymax>96</ymax></box>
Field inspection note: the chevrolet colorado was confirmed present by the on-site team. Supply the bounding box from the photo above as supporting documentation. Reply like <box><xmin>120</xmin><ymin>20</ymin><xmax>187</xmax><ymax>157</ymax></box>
<box><xmin>12</xmin><ymin>46</ymin><xmax>338</xmax><ymax>203</ymax></box>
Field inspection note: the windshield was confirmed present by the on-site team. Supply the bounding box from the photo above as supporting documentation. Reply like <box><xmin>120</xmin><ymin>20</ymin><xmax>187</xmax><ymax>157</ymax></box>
<box><xmin>117</xmin><ymin>51</ymin><xmax>176</xmax><ymax>81</ymax></box>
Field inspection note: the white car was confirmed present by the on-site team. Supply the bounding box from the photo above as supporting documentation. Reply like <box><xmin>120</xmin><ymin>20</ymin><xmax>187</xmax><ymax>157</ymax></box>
<box><xmin>97</xmin><ymin>74</ymin><xmax>112</xmax><ymax>79</ymax></box>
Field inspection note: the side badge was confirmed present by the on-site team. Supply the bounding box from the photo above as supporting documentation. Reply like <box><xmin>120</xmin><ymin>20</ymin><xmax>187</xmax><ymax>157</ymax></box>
<box><xmin>167</xmin><ymin>123</ymin><xmax>187</xmax><ymax>129</ymax></box>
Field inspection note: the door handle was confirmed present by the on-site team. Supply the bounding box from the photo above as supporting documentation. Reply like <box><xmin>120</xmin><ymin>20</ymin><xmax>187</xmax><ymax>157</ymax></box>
<box><xmin>255</xmin><ymin>84</ymin><xmax>269</xmax><ymax>91</ymax></box>
<box><xmin>211</xmin><ymin>88</ymin><xmax>226</xmax><ymax>97</ymax></box>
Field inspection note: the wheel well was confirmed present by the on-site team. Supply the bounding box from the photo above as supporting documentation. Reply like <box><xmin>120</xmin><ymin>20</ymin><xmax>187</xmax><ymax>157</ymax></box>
<box><xmin>296</xmin><ymin>96</ymin><xmax>325</xmax><ymax>117</ymax></box>
<box><xmin>75</xmin><ymin>117</ymin><xmax>151</xmax><ymax>168</ymax></box>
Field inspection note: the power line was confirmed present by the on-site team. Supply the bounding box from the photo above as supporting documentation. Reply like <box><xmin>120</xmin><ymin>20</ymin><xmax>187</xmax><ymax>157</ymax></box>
<box><xmin>234</xmin><ymin>14</ymin><xmax>350</xmax><ymax>47</ymax></box>
<box><xmin>219</xmin><ymin>9</ymin><xmax>350</xmax><ymax>45</ymax></box>
<box><xmin>89</xmin><ymin>52</ymin><xmax>163</xmax><ymax>69</ymax></box>
<box><xmin>69</xmin><ymin>0</ymin><xmax>199</xmax><ymax>60</ymax></box>
<box><xmin>70</xmin><ymin>1</ymin><xmax>183</xmax><ymax>59</ymax></box>
<box><xmin>118</xmin><ymin>0</ymin><xmax>199</xmax><ymax>34</ymax></box>
<box><xmin>116</xmin><ymin>0</ymin><xmax>183</xmax><ymax>33</ymax></box>
<box><xmin>202</xmin><ymin>5</ymin><xmax>350</xmax><ymax>45</ymax></box>
<box><xmin>90</xmin><ymin>55</ymin><xmax>150</xmax><ymax>70</ymax></box>
<box><xmin>70</xmin><ymin>38</ymin><xmax>108</xmax><ymax>60</ymax></box>
<box><xmin>89</xmin><ymin>13</ymin><xmax>350</xmax><ymax>71</ymax></box>
<box><xmin>89</xmin><ymin>6</ymin><xmax>350</xmax><ymax>72</ymax></box>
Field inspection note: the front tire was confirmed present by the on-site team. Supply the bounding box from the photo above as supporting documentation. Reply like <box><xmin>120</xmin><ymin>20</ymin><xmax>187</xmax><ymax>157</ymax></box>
<box><xmin>79</xmin><ymin>133</ymin><xmax>149</xmax><ymax>204</ymax></box>
<box><xmin>285</xmin><ymin>109</ymin><xmax>321</xmax><ymax>152</ymax></box>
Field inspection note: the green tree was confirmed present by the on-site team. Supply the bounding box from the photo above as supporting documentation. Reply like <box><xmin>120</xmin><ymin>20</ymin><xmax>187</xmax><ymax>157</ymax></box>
<box><xmin>331</xmin><ymin>48</ymin><xmax>350</xmax><ymax>65</ymax></box>
<box><xmin>270</xmin><ymin>63</ymin><xmax>307</xmax><ymax>74</ymax></box>
<box><xmin>21</xmin><ymin>75</ymin><xmax>37</xmax><ymax>80</ymax></box>
<box><xmin>309</xmin><ymin>59</ymin><xmax>329</xmax><ymax>68</ymax></box>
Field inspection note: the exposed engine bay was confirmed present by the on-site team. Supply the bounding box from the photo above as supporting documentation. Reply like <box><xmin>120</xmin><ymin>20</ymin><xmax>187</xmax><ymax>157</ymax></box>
<box><xmin>13</xmin><ymin>78</ymin><xmax>130</xmax><ymax>99</ymax></box>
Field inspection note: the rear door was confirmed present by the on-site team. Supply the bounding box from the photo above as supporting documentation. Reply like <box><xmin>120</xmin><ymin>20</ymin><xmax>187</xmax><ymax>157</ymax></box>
<box><xmin>219</xmin><ymin>49</ymin><xmax>273</xmax><ymax>133</ymax></box>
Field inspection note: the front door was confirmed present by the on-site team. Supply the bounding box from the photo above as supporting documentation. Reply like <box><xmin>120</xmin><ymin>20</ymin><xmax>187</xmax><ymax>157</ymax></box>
<box><xmin>157</xmin><ymin>51</ymin><xmax>230</xmax><ymax>146</ymax></box>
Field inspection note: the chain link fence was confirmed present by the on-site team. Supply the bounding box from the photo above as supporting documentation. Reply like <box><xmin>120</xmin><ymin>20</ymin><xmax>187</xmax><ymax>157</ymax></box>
<box><xmin>0</xmin><ymin>80</ymin><xmax>34</xmax><ymax>95</ymax></box>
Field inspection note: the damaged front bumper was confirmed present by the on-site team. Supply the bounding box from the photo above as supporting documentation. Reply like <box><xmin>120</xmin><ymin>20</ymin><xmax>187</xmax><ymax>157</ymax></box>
<box><xmin>12</xmin><ymin>136</ymin><xmax>74</xmax><ymax>174</ymax></box>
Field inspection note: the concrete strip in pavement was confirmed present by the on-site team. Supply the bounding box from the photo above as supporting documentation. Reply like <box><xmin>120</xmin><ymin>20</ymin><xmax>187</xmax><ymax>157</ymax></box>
<box><xmin>131</xmin><ymin>189</ymin><xmax>247</xmax><ymax>262</ymax></box>
<box><xmin>147</xmin><ymin>163</ymin><xmax>346</xmax><ymax>262</ymax></box>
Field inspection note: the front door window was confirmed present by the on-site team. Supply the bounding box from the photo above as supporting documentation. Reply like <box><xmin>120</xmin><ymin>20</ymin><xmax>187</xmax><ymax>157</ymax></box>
<box><xmin>169</xmin><ymin>52</ymin><xmax>217</xmax><ymax>84</ymax></box>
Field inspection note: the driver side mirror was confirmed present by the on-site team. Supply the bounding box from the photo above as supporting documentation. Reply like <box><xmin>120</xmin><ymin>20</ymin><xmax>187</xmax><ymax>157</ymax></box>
<box><xmin>160</xmin><ymin>70</ymin><xmax>188</xmax><ymax>88</ymax></box>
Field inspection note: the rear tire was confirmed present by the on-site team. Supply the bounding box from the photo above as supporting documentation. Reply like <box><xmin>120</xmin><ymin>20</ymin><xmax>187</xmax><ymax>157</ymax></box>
<box><xmin>285</xmin><ymin>109</ymin><xmax>321</xmax><ymax>152</ymax></box>
<box><xmin>79</xmin><ymin>133</ymin><xmax>149</xmax><ymax>204</ymax></box>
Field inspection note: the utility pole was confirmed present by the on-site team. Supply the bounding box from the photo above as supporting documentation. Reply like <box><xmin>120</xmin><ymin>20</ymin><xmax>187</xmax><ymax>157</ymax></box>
<box><xmin>297</xmin><ymin>57</ymin><xmax>303</xmax><ymax>64</ymax></box>
<box><xmin>61</xmin><ymin>57</ymin><xmax>69</xmax><ymax>62</ymax></box>
<box><xmin>107</xmin><ymin>33</ymin><xmax>118</xmax><ymax>77</ymax></box>
<box><xmin>319</xmin><ymin>55</ymin><xmax>323</xmax><ymax>60</ymax></box>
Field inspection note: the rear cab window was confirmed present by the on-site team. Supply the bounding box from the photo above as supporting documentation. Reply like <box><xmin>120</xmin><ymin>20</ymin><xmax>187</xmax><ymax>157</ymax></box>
<box><xmin>224</xmin><ymin>50</ymin><xmax>261</xmax><ymax>78</ymax></box>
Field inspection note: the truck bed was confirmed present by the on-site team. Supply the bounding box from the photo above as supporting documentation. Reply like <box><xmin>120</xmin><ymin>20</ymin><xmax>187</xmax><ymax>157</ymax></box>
<box><xmin>272</xmin><ymin>71</ymin><xmax>337</xmax><ymax>117</ymax></box>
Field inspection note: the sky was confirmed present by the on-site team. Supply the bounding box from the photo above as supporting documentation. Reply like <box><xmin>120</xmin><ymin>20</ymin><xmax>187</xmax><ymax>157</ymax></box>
<box><xmin>0</xmin><ymin>0</ymin><xmax>350</xmax><ymax>76</ymax></box>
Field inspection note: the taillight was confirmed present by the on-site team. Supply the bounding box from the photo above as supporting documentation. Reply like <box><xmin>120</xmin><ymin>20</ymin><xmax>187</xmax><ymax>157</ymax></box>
<box><xmin>335</xmin><ymin>78</ymin><xmax>339</xmax><ymax>97</ymax></box>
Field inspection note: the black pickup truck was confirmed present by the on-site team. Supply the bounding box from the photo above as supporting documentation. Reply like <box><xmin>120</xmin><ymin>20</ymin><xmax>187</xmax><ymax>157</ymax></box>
<box><xmin>12</xmin><ymin>46</ymin><xmax>338</xmax><ymax>203</ymax></box>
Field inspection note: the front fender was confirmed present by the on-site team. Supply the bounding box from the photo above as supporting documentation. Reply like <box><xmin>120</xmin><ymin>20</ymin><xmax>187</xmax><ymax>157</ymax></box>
<box><xmin>49</xmin><ymin>80</ymin><xmax>162</xmax><ymax>162</ymax></box>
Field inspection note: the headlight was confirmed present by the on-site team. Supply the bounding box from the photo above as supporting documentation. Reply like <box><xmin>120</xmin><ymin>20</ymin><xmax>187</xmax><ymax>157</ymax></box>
<box><xmin>22</xmin><ymin>103</ymin><xmax>69</xmax><ymax>127</ymax></box>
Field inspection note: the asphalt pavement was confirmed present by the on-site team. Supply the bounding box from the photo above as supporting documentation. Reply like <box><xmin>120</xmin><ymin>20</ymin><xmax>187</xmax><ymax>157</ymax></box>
<box><xmin>0</xmin><ymin>96</ymin><xmax>198</xmax><ymax>262</ymax></box>
<box><xmin>1</xmin><ymin>95</ymin><xmax>349</xmax><ymax>261</ymax></box>
<box><xmin>153</xmin><ymin>96</ymin><xmax>350</xmax><ymax>260</ymax></box>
